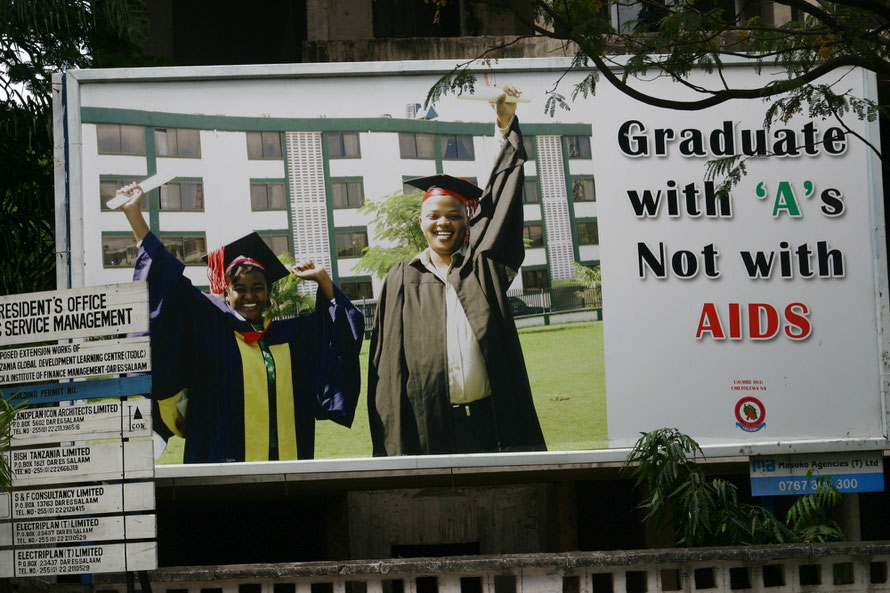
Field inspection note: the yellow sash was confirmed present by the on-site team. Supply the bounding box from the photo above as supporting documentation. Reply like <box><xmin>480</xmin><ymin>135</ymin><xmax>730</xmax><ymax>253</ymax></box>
<box><xmin>236</xmin><ymin>333</ymin><xmax>297</xmax><ymax>461</ymax></box>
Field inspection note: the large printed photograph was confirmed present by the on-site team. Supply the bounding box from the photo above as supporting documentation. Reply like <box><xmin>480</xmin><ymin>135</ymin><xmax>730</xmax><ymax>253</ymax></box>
<box><xmin>71</xmin><ymin>63</ymin><xmax>606</xmax><ymax>464</ymax></box>
<box><xmin>47</xmin><ymin>58</ymin><xmax>887</xmax><ymax>468</ymax></box>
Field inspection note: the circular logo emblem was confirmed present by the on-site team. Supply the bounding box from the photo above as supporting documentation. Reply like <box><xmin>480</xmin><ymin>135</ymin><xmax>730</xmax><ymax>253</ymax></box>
<box><xmin>735</xmin><ymin>396</ymin><xmax>766</xmax><ymax>432</ymax></box>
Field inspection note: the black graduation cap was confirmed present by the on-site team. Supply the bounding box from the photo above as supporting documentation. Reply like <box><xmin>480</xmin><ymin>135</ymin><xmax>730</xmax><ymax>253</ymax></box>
<box><xmin>202</xmin><ymin>232</ymin><xmax>290</xmax><ymax>294</ymax></box>
<box><xmin>406</xmin><ymin>175</ymin><xmax>483</xmax><ymax>202</ymax></box>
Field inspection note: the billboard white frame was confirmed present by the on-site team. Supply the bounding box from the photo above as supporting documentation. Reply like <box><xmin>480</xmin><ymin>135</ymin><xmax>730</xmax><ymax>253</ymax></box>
<box><xmin>52</xmin><ymin>58</ymin><xmax>890</xmax><ymax>477</ymax></box>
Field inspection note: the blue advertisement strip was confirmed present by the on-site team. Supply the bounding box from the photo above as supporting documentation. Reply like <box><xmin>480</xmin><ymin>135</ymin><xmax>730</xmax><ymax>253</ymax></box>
<box><xmin>0</xmin><ymin>375</ymin><xmax>151</xmax><ymax>405</ymax></box>
<box><xmin>752</xmin><ymin>473</ymin><xmax>885</xmax><ymax>496</ymax></box>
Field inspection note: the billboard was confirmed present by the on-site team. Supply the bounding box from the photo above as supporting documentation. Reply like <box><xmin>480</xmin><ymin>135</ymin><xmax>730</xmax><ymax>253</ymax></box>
<box><xmin>51</xmin><ymin>58</ymin><xmax>888</xmax><ymax>474</ymax></box>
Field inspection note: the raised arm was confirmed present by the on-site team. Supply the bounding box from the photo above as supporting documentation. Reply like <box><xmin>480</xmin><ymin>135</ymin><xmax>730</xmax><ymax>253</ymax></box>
<box><xmin>300</xmin><ymin>282</ymin><xmax>364</xmax><ymax>428</ymax></box>
<box><xmin>291</xmin><ymin>260</ymin><xmax>335</xmax><ymax>301</ymax></box>
<box><xmin>117</xmin><ymin>183</ymin><xmax>150</xmax><ymax>242</ymax></box>
<box><xmin>469</xmin><ymin>88</ymin><xmax>527</xmax><ymax>273</ymax></box>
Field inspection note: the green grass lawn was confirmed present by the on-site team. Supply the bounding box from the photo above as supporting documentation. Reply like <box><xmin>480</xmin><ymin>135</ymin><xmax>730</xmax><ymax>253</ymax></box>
<box><xmin>156</xmin><ymin>321</ymin><xmax>607</xmax><ymax>463</ymax></box>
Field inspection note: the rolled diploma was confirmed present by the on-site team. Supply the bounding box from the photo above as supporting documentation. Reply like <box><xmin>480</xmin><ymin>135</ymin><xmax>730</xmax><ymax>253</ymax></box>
<box><xmin>106</xmin><ymin>171</ymin><xmax>176</xmax><ymax>209</ymax></box>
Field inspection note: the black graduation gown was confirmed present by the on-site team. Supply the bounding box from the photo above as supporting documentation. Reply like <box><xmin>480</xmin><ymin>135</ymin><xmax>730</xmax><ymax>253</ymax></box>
<box><xmin>368</xmin><ymin>117</ymin><xmax>547</xmax><ymax>456</ymax></box>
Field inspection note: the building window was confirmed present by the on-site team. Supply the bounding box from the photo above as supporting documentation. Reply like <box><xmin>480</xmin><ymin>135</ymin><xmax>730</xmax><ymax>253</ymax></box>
<box><xmin>251</xmin><ymin>182</ymin><xmax>287</xmax><ymax>211</ymax></box>
<box><xmin>441</xmin><ymin>135</ymin><xmax>474</xmax><ymax>160</ymax></box>
<box><xmin>523</xmin><ymin>136</ymin><xmax>536</xmax><ymax>160</ymax></box>
<box><xmin>162</xmin><ymin>234</ymin><xmax>207</xmax><ymax>266</ymax></box>
<box><xmin>102</xmin><ymin>235</ymin><xmax>139</xmax><ymax>268</ymax></box>
<box><xmin>260</xmin><ymin>233</ymin><xmax>290</xmax><ymax>258</ymax></box>
<box><xmin>340</xmin><ymin>280</ymin><xmax>374</xmax><ymax>301</ymax></box>
<box><xmin>399</xmin><ymin>133</ymin><xmax>436</xmax><ymax>159</ymax></box>
<box><xmin>160</xmin><ymin>182</ymin><xmax>204</xmax><ymax>211</ymax></box>
<box><xmin>572</xmin><ymin>178</ymin><xmax>596</xmax><ymax>202</ymax></box>
<box><xmin>335</xmin><ymin>230</ymin><xmax>369</xmax><ymax>258</ymax></box>
<box><xmin>155</xmin><ymin>128</ymin><xmax>201</xmax><ymax>157</ymax></box>
<box><xmin>577</xmin><ymin>220</ymin><xmax>599</xmax><ymax>245</ymax></box>
<box><xmin>96</xmin><ymin>124</ymin><xmax>145</xmax><ymax>155</ymax></box>
<box><xmin>332</xmin><ymin>180</ymin><xmax>365</xmax><ymax>209</ymax></box>
<box><xmin>100</xmin><ymin>179</ymin><xmax>146</xmax><ymax>211</ymax></box>
<box><xmin>523</xmin><ymin>224</ymin><xmax>544</xmax><ymax>248</ymax></box>
<box><xmin>522</xmin><ymin>268</ymin><xmax>550</xmax><ymax>289</ymax></box>
<box><xmin>522</xmin><ymin>179</ymin><xmax>539</xmax><ymax>204</ymax></box>
<box><xmin>247</xmin><ymin>132</ymin><xmax>282</xmax><ymax>159</ymax></box>
<box><xmin>328</xmin><ymin>132</ymin><xmax>361</xmax><ymax>158</ymax></box>
<box><xmin>566</xmin><ymin>135</ymin><xmax>592</xmax><ymax>159</ymax></box>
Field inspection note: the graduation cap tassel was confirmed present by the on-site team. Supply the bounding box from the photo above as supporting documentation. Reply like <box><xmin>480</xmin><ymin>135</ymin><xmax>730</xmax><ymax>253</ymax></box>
<box><xmin>206</xmin><ymin>246</ymin><xmax>227</xmax><ymax>294</ymax></box>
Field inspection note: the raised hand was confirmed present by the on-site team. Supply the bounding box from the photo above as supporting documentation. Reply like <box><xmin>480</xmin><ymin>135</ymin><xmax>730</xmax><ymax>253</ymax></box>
<box><xmin>493</xmin><ymin>85</ymin><xmax>521</xmax><ymax>128</ymax></box>
<box><xmin>291</xmin><ymin>260</ymin><xmax>334</xmax><ymax>300</ymax></box>
<box><xmin>115</xmin><ymin>183</ymin><xmax>150</xmax><ymax>242</ymax></box>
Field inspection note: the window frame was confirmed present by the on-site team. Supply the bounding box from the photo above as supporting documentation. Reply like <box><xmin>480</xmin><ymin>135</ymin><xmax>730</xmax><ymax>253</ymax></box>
<box><xmin>328</xmin><ymin>132</ymin><xmax>362</xmax><ymax>159</ymax></box>
<box><xmin>522</xmin><ymin>178</ymin><xmax>540</xmax><ymax>204</ymax></box>
<box><xmin>523</xmin><ymin>135</ymin><xmax>536</xmax><ymax>160</ymax></box>
<box><xmin>339</xmin><ymin>278</ymin><xmax>374</xmax><ymax>301</ymax></box>
<box><xmin>100</xmin><ymin>176</ymin><xmax>147</xmax><ymax>212</ymax></box>
<box><xmin>334</xmin><ymin>228</ymin><xmax>369</xmax><ymax>259</ymax></box>
<box><xmin>154</xmin><ymin>127</ymin><xmax>202</xmax><ymax>158</ymax></box>
<box><xmin>246</xmin><ymin>131</ymin><xmax>283</xmax><ymax>160</ymax></box>
<box><xmin>566</xmin><ymin>135</ymin><xmax>592</xmax><ymax>160</ymax></box>
<box><xmin>157</xmin><ymin>232</ymin><xmax>208</xmax><ymax>266</ymax></box>
<box><xmin>250</xmin><ymin>179</ymin><xmax>288</xmax><ymax>211</ymax></box>
<box><xmin>521</xmin><ymin>267</ymin><xmax>550</xmax><ymax>290</ymax></box>
<box><xmin>331</xmin><ymin>178</ymin><xmax>366</xmax><ymax>209</ymax></box>
<box><xmin>256</xmin><ymin>231</ymin><xmax>292</xmax><ymax>259</ymax></box>
<box><xmin>398</xmin><ymin>132</ymin><xmax>436</xmax><ymax>159</ymax></box>
<box><xmin>96</xmin><ymin>123</ymin><xmax>146</xmax><ymax>156</ymax></box>
<box><xmin>571</xmin><ymin>177</ymin><xmax>596</xmax><ymax>203</ymax></box>
<box><xmin>523</xmin><ymin>222</ymin><xmax>545</xmax><ymax>249</ymax></box>
<box><xmin>158</xmin><ymin>179</ymin><xmax>205</xmax><ymax>212</ymax></box>
<box><xmin>101</xmin><ymin>233</ymin><xmax>141</xmax><ymax>269</ymax></box>
<box><xmin>576</xmin><ymin>219</ymin><xmax>600</xmax><ymax>245</ymax></box>
<box><xmin>440</xmin><ymin>134</ymin><xmax>475</xmax><ymax>160</ymax></box>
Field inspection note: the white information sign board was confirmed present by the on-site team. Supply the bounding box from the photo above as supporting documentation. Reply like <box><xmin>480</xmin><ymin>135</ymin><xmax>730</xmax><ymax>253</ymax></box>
<box><xmin>0</xmin><ymin>541</ymin><xmax>157</xmax><ymax>578</ymax></box>
<box><xmin>11</xmin><ymin>398</ymin><xmax>151</xmax><ymax>445</ymax></box>
<box><xmin>595</xmin><ymin>67</ymin><xmax>887</xmax><ymax>451</ymax></box>
<box><xmin>0</xmin><ymin>282</ymin><xmax>148</xmax><ymax>346</ymax></box>
<box><xmin>9</xmin><ymin>440</ymin><xmax>154</xmax><ymax>487</ymax></box>
<box><xmin>0</xmin><ymin>481</ymin><xmax>154</xmax><ymax>520</ymax></box>
<box><xmin>0</xmin><ymin>514</ymin><xmax>155</xmax><ymax>547</ymax></box>
<box><xmin>0</xmin><ymin>336</ymin><xmax>151</xmax><ymax>385</ymax></box>
<box><xmin>0</xmin><ymin>281</ymin><xmax>157</xmax><ymax>577</ymax></box>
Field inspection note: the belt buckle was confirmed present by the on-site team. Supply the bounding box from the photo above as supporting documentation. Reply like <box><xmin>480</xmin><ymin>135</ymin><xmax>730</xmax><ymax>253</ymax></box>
<box><xmin>453</xmin><ymin>403</ymin><xmax>472</xmax><ymax>417</ymax></box>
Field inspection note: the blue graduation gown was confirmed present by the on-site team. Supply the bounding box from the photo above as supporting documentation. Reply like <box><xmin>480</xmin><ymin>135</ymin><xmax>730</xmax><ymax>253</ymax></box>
<box><xmin>134</xmin><ymin>232</ymin><xmax>363</xmax><ymax>463</ymax></box>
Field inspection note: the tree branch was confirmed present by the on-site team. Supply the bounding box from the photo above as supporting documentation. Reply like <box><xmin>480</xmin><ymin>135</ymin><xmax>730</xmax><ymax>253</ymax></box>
<box><xmin>586</xmin><ymin>52</ymin><xmax>878</xmax><ymax>110</ymax></box>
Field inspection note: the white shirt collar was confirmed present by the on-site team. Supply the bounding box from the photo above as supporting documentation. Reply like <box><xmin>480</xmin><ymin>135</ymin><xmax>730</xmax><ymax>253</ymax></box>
<box><xmin>411</xmin><ymin>244</ymin><xmax>468</xmax><ymax>266</ymax></box>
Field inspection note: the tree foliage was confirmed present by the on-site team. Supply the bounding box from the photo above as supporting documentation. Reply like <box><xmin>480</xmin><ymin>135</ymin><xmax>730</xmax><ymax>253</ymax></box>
<box><xmin>572</xmin><ymin>261</ymin><xmax>600</xmax><ymax>289</ymax></box>
<box><xmin>427</xmin><ymin>0</ymin><xmax>889</xmax><ymax>183</ymax></box>
<box><xmin>353</xmin><ymin>189</ymin><xmax>427</xmax><ymax>278</ymax></box>
<box><xmin>624</xmin><ymin>428</ymin><xmax>844</xmax><ymax>546</ymax></box>
<box><xmin>267</xmin><ymin>253</ymin><xmax>316</xmax><ymax>318</ymax></box>
<box><xmin>0</xmin><ymin>0</ymin><xmax>150</xmax><ymax>296</ymax></box>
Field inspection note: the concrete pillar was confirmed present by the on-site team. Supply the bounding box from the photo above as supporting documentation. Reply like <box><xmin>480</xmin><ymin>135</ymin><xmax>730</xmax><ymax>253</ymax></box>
<box><xmin>554</xmin><ymin>481</ymin><xmax>578</xmax><ymax>552</ymax></box>
<box><xmin>765</xmin><ymin>2</ymin><xmax>793</xmax><ymax>26</ymax></box>
<box><xmin>837</xmin><ymin>493</ymin><xmax>861</xmax><ymax>541</ymax></box>
<box><xmin>307</xmin><ymin>0</ymin><xmax>373</xmax><ymax>41</ymax></box>
<box><xmin>306</xmin><ymin>0</ymin><xmax>330</xmax><ymax>41</ymax></box>
<box><xmin>439</xmin><ymin>574</ymin><xmax>462</xmax><ymax>593</ymax></box>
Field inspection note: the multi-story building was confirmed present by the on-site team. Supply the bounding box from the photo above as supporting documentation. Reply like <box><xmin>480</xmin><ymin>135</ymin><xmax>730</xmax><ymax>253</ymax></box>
<box><xmin>80</xmin><ymin>87</ymin><xmax>597</xmax><ymax>301</ymax></box>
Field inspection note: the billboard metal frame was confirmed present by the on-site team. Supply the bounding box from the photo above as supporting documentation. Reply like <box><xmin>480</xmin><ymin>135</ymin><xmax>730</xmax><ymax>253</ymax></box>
<box><xmin>52</xmin><ymin>58</ymin><xmax>890</xmax><ymax>477</ymax></box>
